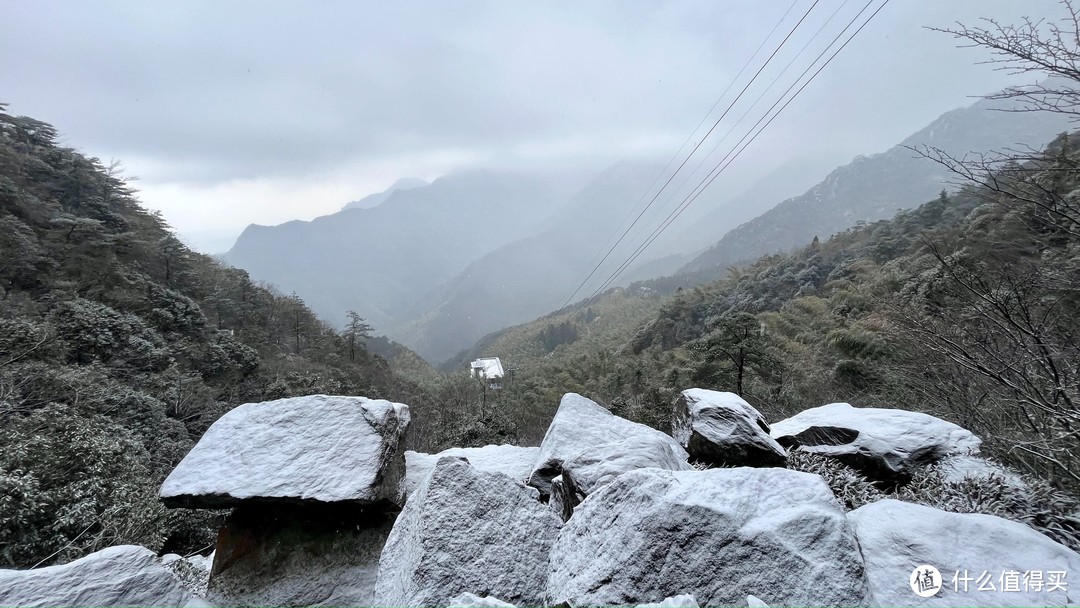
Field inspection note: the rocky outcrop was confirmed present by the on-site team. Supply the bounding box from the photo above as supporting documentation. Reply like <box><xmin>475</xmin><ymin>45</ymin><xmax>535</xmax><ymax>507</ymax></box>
<box><xmin>671</xmin><ymin>389</ymin><xmax>786</xmax><ymax>466</ymax></box>
<box><xmin>0</xmin><ymin>545</ymin><xmax>206</xmax><ymax>607</ymax></box>
<box><xmin>770</xmin><ymin>402</ymin><xmax>980</xmax><ymax>482</ymax></box>
<box><xmin>558</xmin><ymin>435</ymin><xmax>694</xmax><ymax>520</ymax></box>
<box><xmin>160</xmin><ymin>394</ymin><xmax>410</xmax><ymax>508</ymax></box>
<box><xmin>404</xmin><ymin>445</ymin><xmax>539</xmax><ymax>498</ymax></box>
<box><xmin>448</xmin><ymin>593</ymin><xmax>517</xmax><ymax>607</ymax></box>
<box><xmin>639</xmin><ymin>595</ymin><xmax>700</xmax><ymax>607</ymax></box>
<box><xmin>205</xmin><ymin>503</ymin><xmax>393</xmax><ymax>607</ymax></box>
<box><xmin>528</xmin><ymin>393</ymin><xmax>688</xmax><ymax>496</ymax></box>
<box><xmin>547</xmin><ymin>467</ymin><xmax>870</xmax><ymax>607</ymax></box>
<box><xmin>849</xmin><ymin>499</ymin><xmax>1080</xmax><ymax>607</ymax></box>
<box><xmin>374</xmin><ymin>457</ymin><xmax>563</xmax><ymax>607</ymax></box>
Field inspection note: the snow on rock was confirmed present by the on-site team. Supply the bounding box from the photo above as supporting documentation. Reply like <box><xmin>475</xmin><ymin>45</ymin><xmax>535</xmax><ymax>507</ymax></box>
<box><xmin>547</xmin><ymin>467</ymin><xmax>870</xmax><ymax>607</ymax></box>
<box><xmin>849</xmin><ymin>499</ymin><xmax>1080</xmax><ymax>607</ymax></box>
<box><xmin>935</xmin><ymin>455</ymin><xmax>1026</xmax><ymax>489</ymax></box>
<box><xmin>448</xmin><ymin>593</ymin><xmax>517</xmax><ymax>607</ymax></box>
<box><xmin>559</xmin><ymin>434</ymin><xmax>694</xmax><ymax>520</ymax></box>
<box><xmin>770</xmin><ymin>402</ymin><xmax>980</xmax><ymax>481</ymax></box>
<box><xmin>637</xmin><ymin>594</ymin><xmax>700</xmax><ymax>607</ymax></box>
<box><xmin>746</xmin><ymin>596</ymin><xmax>769</xmax><ymax>608</ymax></box>
<box><xmin>160</xmin><ymin>394</ymin><xmax>410</xmax><ymax>507</ymax></box>
<box><xmin>374</xmin><ymin>457</ymin><xmax>562</xmax><ymax>607</ymax></box>
<box><xmin>671</xmin><ymin>389</ymin><xmax>786</xmax><ymax>466</ymax></box>
<box><xmin>0</xmin><ymin>545</ymin><xmax>207</xmax><ymax>607</ymax></box>
<box><xmin>206</xmin><ymin>504</ymin><xmax>393</xmax><ymax>607</ymax></box>
<box><xmin>528</xmin><ymin>392</ymin><xmax>688</xmax><ymax>496</ymax></box>
<box><xmin>403</xmin><ymin>444</ymin><xmax>538</xmax><ymax>498</ymax></box>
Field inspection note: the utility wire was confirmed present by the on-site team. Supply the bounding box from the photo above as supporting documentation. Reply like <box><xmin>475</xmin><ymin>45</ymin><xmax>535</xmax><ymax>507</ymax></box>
<box><xmin>583</xmin><ymin>0</ymin><xmax>890</xmax><ymax>303</ymax></box>
<box><xmin>566</xmin><ymin>0</ymin><xmax>802</xmax><ymax>307</ymax></box>
<box><xmin>625</xmin><ymin>0</ymin><xmax>853</xmax><ymax>259</ymax></box>
<box><xmin>558</xmin><ymin>0</ymin><xmax>821</xmax><ymax>310</ymax></box>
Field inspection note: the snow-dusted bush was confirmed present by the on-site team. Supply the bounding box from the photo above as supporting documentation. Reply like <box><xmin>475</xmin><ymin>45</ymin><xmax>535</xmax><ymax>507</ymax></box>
<box><xmin>786</xmin><ymin>449</ymin><xmax>884</xmax><ymax>510</ymax></box>
<box><xmin>898</xmin><ymin>460</ymin><xmax>1080</xmax><ymax>551</ymax></box>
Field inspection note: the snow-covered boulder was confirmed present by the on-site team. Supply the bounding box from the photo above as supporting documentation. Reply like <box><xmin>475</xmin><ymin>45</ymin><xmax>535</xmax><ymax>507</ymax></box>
<box><xmin>528</xmin><ymin>393</ymin><xmax>688</xmax><ymax>496</ymax></box>
<box><xmin>547</xmin><ymin>467</ymin><xmax>870</xmax><ymax>607</ymax></box>
<box><xmin>671</xmin><ymin>389</ymin><xmax>787</xmax><ymax>466</ymax></box>
<box><xmin>206</xmin><ymin>504</ymin><xmax>393</xmax><ymax>606</ymax></box>
<box><xmin>448</xmin><ymin>593</ymin><xmax>517</xmax><ymax>607</ymax></box>
<box><xmin>0</xmin><ymin>545</ymin><xmax>206</xmax><ymax>607</ymax></box>
<box><xmin>638</xmin><ymin>594</ymin><xmax>700</xmax><ymax>607</ymax></box>
<box><xmin>160</xmin><ymin>394</ymin><xmax>410</xmax><ymax>507</ymax></box>
<box><xmin>558</xmin><ymin>434</ymin><xmax>694</xmax><ymax>520</ymax></box>
<box><xmin>374</xmin><ymin>457</ymin><xmax>562</xmax><ymax>607</ymax></box>
<box><xmin>770</xmin><ymin>402</ymin><xmax>980</xmax><ymax>481</ymax></box>
<box><xmin>849</xmin><ymin>499</ymin><xmax>1080</xmax><ymax>607</ymax></box>
<box><xmin>404</xmin><ymin>444</ymin><xmax>538</xmax><ymax>498</ymax></box>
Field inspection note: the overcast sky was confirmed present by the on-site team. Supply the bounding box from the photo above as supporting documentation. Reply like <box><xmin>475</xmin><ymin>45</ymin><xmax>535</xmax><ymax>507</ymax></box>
<box><xmin>1</xmin><ymin>0</ymin><xmax>1060</xmax><ymax>252</ymax></box>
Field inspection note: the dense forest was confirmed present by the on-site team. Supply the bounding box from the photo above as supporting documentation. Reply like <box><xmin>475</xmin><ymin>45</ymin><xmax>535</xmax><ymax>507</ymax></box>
<box><xmin>0</xmin><ymin>107</ymin><xmax>459</xmax><ymax>567</ymax></box>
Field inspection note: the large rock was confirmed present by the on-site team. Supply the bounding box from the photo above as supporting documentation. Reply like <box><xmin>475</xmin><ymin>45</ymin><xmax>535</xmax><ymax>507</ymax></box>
<box><xmin>0</xmin><ymin>545</ymin><xmax>206</xmax><ymax>607</ymax></box>
<box><xmin>448</xmin><ymin>593</ymin><xmax>517</xmax><ymax>607</ymax></box>
<box><xmin>404</xmin><ymin>445</ymin><xmax>539</xmax><ymax>498</ymax></box>
<box><xmin>671</xmin><ymin>389</ymin><xmax>787</xmax><ymax>466</ymax></box>
<box><xmin>374</xmin><ymin>457</ymin><xmax>562</xmax><ymax>607</ymax></box>
<box><xmin>528</xmin><ymin>393</ymin><xmax>688</xmax><ymax>495</ymax></box>
<box><xmin>206</xmin><ymin>503</ymin><xmax>393</xmax><ymax>607</ymax></box>
<box><xmin>849</xmin><ymin>499</ymin><xmax>1080</xmax><ymax>607</ymax></box>
<box><xmin>770</xmin><ymin>402</ymin><xmax>980</xmax><ymax>482</ymax></box>
<box><xmin>547</xmin><ymin>467</ymin><xmax>870</xmax><ymax>607</ymax></box>
<box><xmin>558</xmin><ymin>435</ymin><xmax>694</xmax><ymax>520</ymax></box>
<box><xmin>160</xmin><ymin>394</ymin><xmax>410</xmax><ymax>507</ymax></box>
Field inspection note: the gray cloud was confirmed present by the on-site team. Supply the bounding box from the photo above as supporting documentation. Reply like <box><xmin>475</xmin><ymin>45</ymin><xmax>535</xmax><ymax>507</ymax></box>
<box><xmin>0</xmin><ymin>0</ymin><xmax>1063</xmax><ymax>236</ymax></box>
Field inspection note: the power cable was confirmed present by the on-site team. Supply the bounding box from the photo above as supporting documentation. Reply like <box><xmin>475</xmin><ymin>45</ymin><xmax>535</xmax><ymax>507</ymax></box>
<box><xmin>583</xmin><ymin>0</ymin><xmax>891</xmax><ymax>303</ymax></box>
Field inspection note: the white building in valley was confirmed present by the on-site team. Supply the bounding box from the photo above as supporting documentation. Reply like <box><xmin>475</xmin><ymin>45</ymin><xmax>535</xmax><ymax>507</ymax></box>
<box><xmin>469</xmin><ymin>357</ymin><xmax>505</xmax><ymax>390</ymax></box>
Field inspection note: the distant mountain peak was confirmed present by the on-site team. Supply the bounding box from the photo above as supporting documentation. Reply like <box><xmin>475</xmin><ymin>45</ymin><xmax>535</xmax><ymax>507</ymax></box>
<box><xmin>341</xmin><ymin>176</ymin><xmax>429</xmax><ymax>211</ymax></box>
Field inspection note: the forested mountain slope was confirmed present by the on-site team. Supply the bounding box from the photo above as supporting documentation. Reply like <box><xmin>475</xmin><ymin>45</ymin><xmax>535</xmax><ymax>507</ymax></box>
<box><xmin>679</xmin><ymin>94</ymin><xmax>1071</xmax><ymax>278</ymax></box>
<box><xmin>465</xmin><ymin>132</ymin><xmax>1079</xmax><ymax>499</ymax></box>
<box><xmin>0</xmin><ymin>108</ymin><xmax>436</xmax><ymax>568</ymax></box>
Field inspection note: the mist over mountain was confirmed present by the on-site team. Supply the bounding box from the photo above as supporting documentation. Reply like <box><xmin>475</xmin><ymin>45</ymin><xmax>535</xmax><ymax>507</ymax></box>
<box><xmin>341</xmin><ymin>177</ymin><xmax>428</xmax><ymax>211</ymax></box>
<box><xmin>678</xmin><ymin>96</ymin><xmax>1072</xmax><ymax>277</ymax></box>
<box><xmin>224</xmin><ymin>170</ymin><xmax>577</xmax><ymax>330</ymax></box>
<box><xmin>388</xmin><ymin>161</ymin><xmax>725</xmax><ymax>363</ymax></box>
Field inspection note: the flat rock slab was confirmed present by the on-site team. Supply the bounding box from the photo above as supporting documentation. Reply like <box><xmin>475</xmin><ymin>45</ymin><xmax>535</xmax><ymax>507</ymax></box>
<box><xmin>528</xmin><ymin>392</ymin><xmax>688</xmax><ymax>496</ymax></box>
<box><xmin>206</xmin><ymin>503</ymin><xmax>393</xmax><ymax>607</ymax></box>
<box><xmin>850</xmin><ymin>499</ymin><xmax>1080</xmax><ymax>607</ymax></box>
<box><xmin>403</xmin><ymin>444</ymin><xmax>539</xmax><ymax>498</ymax></box>
<box><xmin>374</xmin><ymin>457</ymin><xmax>562</xmax><ymax>607</ymax></box>
<box><xmin>160</xmin><ymin>394</ymin><xmax>410</xmax><ymax>507</ymax></box>
<box><xmin>671</xmin><ymin>389</ymin><xmax>786</xmax><ymax>466</ymax></box>
<box><xmin>0</xmin><ymin>545</ymin><xmax>206</xmax><ymax>607</ymax></box>
<box><xmin>547</xmin><ymin>467</ymin><xmax>870</xmax><ymax>607</ymax></box>
<box><xmin>770</xmin><ymin>402</ymin><xmax>980</xmax><ymax>481</ymax></box>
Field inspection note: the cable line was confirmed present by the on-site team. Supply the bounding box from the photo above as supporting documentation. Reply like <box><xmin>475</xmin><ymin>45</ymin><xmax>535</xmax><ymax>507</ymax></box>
<box><xmin>558</xmin><ymin>0</ymin><xmax>821</xmax><ymax>310</ymax></box>
<box><xmin>583</xmin><ymin>0</ymin><xmax>890</xmax><ymax>303</ymax></box>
